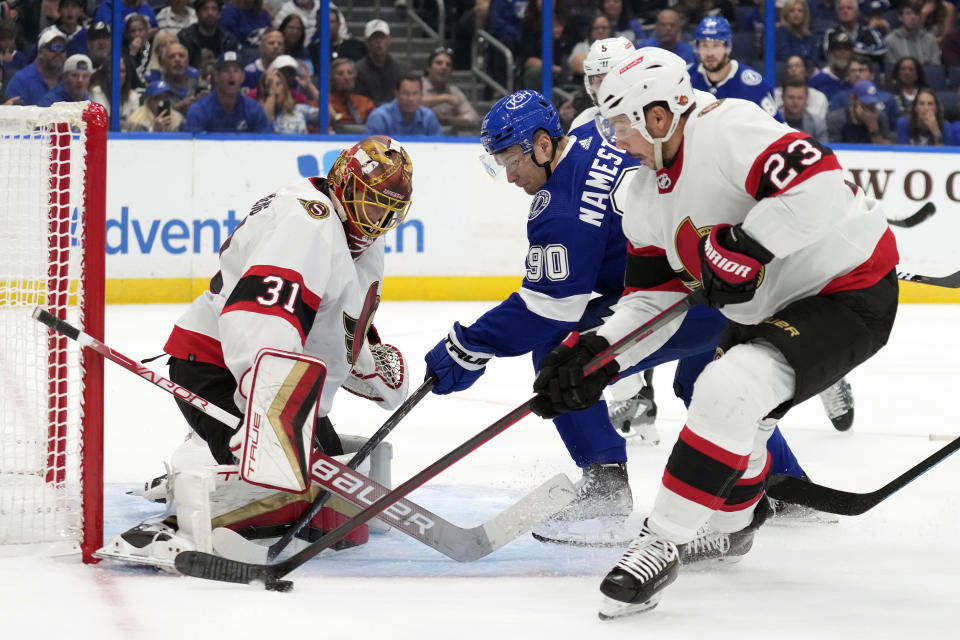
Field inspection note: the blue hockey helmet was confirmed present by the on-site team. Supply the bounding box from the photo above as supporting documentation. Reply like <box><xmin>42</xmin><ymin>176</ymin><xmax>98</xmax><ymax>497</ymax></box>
<box><xmin>695</xmin><ymin>16</ymin><xmax>732</xmax><ymax>44</ymax></box>
<box><xmin>480</xmin><ymin>90</ymin><xmax>563</xmax><ymax>156</ymax></box>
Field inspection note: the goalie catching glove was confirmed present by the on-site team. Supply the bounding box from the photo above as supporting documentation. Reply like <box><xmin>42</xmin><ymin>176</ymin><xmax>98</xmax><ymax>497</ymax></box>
<box><xmin>531</xmin><ymin>331</ymin><xmax>619</xmax><ymax>419</ymax></box>
<box><xmin>424</xmin><ymin>322</ymin><xmax>494</xmax><ymax>394</ymax></box>
<box><xmin>698</xmin><ymin>223</ymin><xmax>774</xmax><ymax>309</ymax></box>
<box><xmin>342</xmin><ymin>339</ymin><xmax>409</xmax><ymax>410</ymax></box>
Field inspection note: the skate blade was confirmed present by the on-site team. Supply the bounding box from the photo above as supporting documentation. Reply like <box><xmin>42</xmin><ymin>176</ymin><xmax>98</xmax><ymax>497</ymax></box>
<box><xmin>598</xmin><ymin>593</ymin><xmax>662</xmax><ymax>620</ymax></box>
<box><xmin>93</xmin><ymin>547</ymin><xmax>178</xmax><ymax>570</ymax></box>
<box><xmin>531</xmin><ymin>531</ymin><xmax>633</xmax><ymax>548</ymax></box>
<box><xmin>769</xmin><ymin>508</ymin><xmax>840</xmax><ymax>526</ymax></box>
<box><xmin>531</xmin><ymin>518</ymin><xmax>634</xmax><ymax>548</ymax></box>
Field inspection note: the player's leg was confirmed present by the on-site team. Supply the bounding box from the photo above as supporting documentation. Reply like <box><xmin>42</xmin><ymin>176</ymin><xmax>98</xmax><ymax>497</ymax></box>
<box><xmin>167</xmin><ymin>356</ymin><xmax>244</xmax><ymax>465</ymax></box>
<box><xmin>599</xmin><ymin>271</ymin><xmax>899</xmax><ymax>618</ymax></box>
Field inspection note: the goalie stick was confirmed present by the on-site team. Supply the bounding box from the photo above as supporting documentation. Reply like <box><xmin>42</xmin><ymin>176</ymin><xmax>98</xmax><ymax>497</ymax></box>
<box><xmin>265</xmin><ymin>375</ymin><xmax>437</xmax><ymax>560</ymax></box>
<box><xmin>765</xmin><ymin>434</ymin><xmax>960</xmax><ymax>516</ymax></box>
<box><xmin>887</xmin><ymin>202</ymin><xmax>936</xmax><ymax>228</ymax></box>
<box><xmin>174</xmin><ymin>291</ymin><xmax>706</xmax><ymax>588</ymax></box>
<box><xmin>31</xmin><ymin>308</ymin><xmax>576</xmax><ymax>564</ymax></box>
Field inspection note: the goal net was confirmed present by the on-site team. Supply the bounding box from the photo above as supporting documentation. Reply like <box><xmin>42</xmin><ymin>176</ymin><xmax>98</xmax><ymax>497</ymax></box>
<box><xmin>0</xmin><ymin>102</ymin><xmax>106</xmax><ymax>562</ymax></box>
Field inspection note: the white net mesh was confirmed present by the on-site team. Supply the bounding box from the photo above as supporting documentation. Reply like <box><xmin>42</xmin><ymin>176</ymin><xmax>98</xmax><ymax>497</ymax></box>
<box><xmin>0</xmin><ymin>104</ymin><xmax>92</xmax><ymax>554</ymax></box>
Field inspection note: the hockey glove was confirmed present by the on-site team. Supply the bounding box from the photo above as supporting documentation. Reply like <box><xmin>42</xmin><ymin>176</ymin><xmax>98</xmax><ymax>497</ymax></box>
<box><xmin>531</xmin><ymin>331</ymin><xmax>619</xmax><ymax>419</ymax></box>
<box><xmin>698</xmin><ymin>223</ymin><xmax>774</xmax><ymax>309</ymax></box>
<box><xmin>424</xmin><ymin>322</ymin><xmax>494</xmax><ymax>394</ymax></box>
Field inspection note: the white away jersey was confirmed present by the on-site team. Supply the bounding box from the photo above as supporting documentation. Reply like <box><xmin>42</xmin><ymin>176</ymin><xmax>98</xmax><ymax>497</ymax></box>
<box><xmin>164</xmin><ymin>178</ymin><xmax>384</xmax><ymax>416</ymax></box>
<box><xmin>600</xmin><ymin>95</ymin><xmax>897</xmax><ymax>354</ymax></box>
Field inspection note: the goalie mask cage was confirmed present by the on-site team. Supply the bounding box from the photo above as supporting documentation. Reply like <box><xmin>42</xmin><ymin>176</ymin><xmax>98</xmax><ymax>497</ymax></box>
<box><xmin>0</xmin><ymin>102</ymin><xmax>106</xmax><ymax>563</ymax></box>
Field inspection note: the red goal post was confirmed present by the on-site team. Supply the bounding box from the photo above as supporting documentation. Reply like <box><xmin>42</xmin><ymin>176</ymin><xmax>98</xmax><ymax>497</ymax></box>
<box><xmin>0</xmin><ymin>102</ymin><xmax>106</xmax><ymax>562</ymax></box>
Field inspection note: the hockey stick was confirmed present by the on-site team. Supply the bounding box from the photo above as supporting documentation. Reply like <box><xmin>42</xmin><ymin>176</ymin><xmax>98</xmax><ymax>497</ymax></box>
<box><xmin>887</xmin><ymin>201</ymin><xmax>936</xmax><ymax>228</ymax></box>
<box><xmin>265</xmin><ymin>375</ymin><xmax>437</xmax><ymax>560</ymax></box>
<box><xmin>897</xmin><ymin>268</ymin><xmax>960</xmax><ymax>288</ymax></box>
<box><xmin>175</xmin><ymin>291</ymin><xmax>706</xmax><ymax>588</ymax></box>
<box><xmin>31</xmin><ymin>307</ymin><xmax>575</xmax><ymax>564</ymax></box>
<box><xmin>765</xmin><ymin>434</ymin><xmax>960</xmax><ymax>516</ymax></box>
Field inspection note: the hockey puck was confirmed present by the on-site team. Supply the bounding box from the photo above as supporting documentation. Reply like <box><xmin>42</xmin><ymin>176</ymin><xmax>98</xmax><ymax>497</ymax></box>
<box><xmin>265</xmin><ymin>579</ymin><xmax>294</xmax><ymax>592</ymax></box>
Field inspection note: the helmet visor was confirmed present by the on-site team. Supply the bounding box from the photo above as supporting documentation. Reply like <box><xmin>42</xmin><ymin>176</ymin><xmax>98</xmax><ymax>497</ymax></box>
<box><xmin>478</xmin><ymin>148</ymin><xmax>525</xmax><ymax>181</ymax></box>
<box><xmin>344</xmin><ymin>173</ymin><xmax>411</xmax><ymax>237</ymax></box>
<box><xmin>595</xmin><ymin>113</ymin><xmax>621</xmax><ymax>147</ymax></box>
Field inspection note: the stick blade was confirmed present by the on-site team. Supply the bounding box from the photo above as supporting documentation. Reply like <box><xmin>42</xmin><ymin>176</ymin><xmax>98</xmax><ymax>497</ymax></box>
<box><xmin>478</xmin><ymin>474</ymin><xmax>577</xmax><ymax>554</ymax></box>
<box><xmin>888</xmin><ymin>202</ymin><xmax>935</xmax><ymax>228</ymax></box>
<box><xmin>765</xmin><ymin>474</ymin><xmax>872</xmax><ymax>516</ymax></box>
<box><xmin>174</xmin><ymin>550</ymin><xmax>273</xmax><ymax>584</ymax></box>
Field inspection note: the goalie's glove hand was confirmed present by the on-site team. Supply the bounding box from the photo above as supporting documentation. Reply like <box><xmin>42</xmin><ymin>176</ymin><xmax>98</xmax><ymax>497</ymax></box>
<box><xmin>531</xmin><ymin>331</ymin><xmax>619</xmax><ymax>419</ymax></box>
<box><xmin>424</xmin><ymin>322</ymin><xmax>493</xmax><ymax>394</ymax></box>
<box><xmin>698</xmin><ymin>223</ymin><xmax>774</xmax><ymax>309</ymax></box>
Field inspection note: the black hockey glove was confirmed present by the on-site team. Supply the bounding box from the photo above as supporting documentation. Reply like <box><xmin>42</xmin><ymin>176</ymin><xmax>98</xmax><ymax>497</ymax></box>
<box><xmin>698</xmin><ymin>223</ymin><xmax>774</xmax><ymax>309</ymax></box>
<box><xmin>531</xmin><ymin>331</ymin><xmax>619</xmax><ymax>419</ymax></box>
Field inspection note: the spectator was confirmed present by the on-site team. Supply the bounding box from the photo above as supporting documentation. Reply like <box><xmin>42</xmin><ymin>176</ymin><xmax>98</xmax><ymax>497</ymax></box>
<box><xmin>822</xmin><ymin>0</ymin><xmax>886</xmax><ymax>64</ymax></box>
<box><xmin>157</xmin><ymin>0</ymin><xmax>198</xmax><ymax>33</ymax></box>
<box><xmin>861</xmin><ymin>0</ymin><xmax>892</xmax><ymax>37</ymax></box>
<box><xmin>312</xmin><ymin>6</ymin><xmax>364</xmax><ymax>64</ymax></box>
<box><xmin>941</xmin><ymin>19</ymin><xmax>960</xmax><ymax>65</ymax></box>
<box><xmin>95</xmin><ymin>0</ymin><xmax>158</xmax><ymax>29</ymax></box>
<box><xmin>36</xmin><ymin>52</ymin><xmax>90</xmax><ymax>105</ymax></box>
<box><xmin>569</xmin><ymin>14</ymin><xmax>613</xmax><ymax>76</ymax></box>
<box><xmin>5</xmin><ymin>27</ymin><xmax>66</xmax><ymax>105</ymax></box>
<box><xmin>691</xmin><ymin>16</ymin><xmax>780</xmax><ymax>118</ymax></box>
<box><xmin>810</xmin><ymin>0</ymin><xmax>838</xmax><ymax>35</ymax></box>
<box><xmin>775</xmin><ymin>55</ymin><xmax>829</xmax><ymax>118</ymax></box>
<box><xmin>328</xmin><ymin>57</ymin><xmax>374</xmax><ymax>129</ymax></box>
<box><xmin>884</xmin><ymin>1</ymin><xmax>941</xmax><ymax>66</ymax></box>
<box><xmin>89</xmin><ymin>55</ymin><xmax>142</xmax><ymax>123</ymax></box>
<box><xmin>56</xmin><ymin>0</ymin><xmax>86</xmax><ymax>55</ymax></box>
<box><xmin>365</xmin><ymin>73</ymin><xmax>443</xmax><ymax>136</ymax></box>
<box><xmin>86</xmin><ymin>21</ymin><xmax>112</xmax><ymax>69</ymax></box>
<box><xmin>256</xmin><ymin>65</ymin><xmax>318</xmax><ymax>133</ymax></box>
<box><xmin>157</xmin><ymin>41</ymin><xmax>204</xmax><ymax>112</ymax></box>
<box><xmin>601</xmin><ymin>0</ymin><xmax>637</xmax><ymax>42</ymax></box>
<box><xmin>144</xmin><ymin>29</ymin><xmax>181</xmax><ymax>83</ymax></box>
<box><xmin>775</xmin><ymin>0</ymin><xmax>821</xmax><ymax>64</ymax></box>
<box><xmin>829</xmin><ymin>54</ymin><xmax>900</xmax><ymax>118</ymax></box>
<box><xmin>826</xmin><ymin>79</ymin><xmax>892</xmax><ymax>141</ymax></box>
<box><xmin>219</xmin><ymin>0</ymin><xmax>271</xmax><ymax>48</ymax></box>
<box><xmin>179</xmin><ymin>0</ymin><xmax>241</xmax><ymax>70</ymax></box>
<box><xmin>487</xmin><ymin>0</ymin><xmax>526</xmax><ymax>50</ymax></box>
<box><xmin>245</xmin><ymin>54</ymin><xmax>316</xmax><ymax>103</ymax></box>
<box><xmin>125</xmin><ymin>14</ymin><xmax>153</xmax><ymax>84</ymax></box>
<box><xmin>273</xmin><ymin>0</ymin><xmax>317</xmax><ymax>43</ymax></box>
<box><xmin>421</xmin><ymin>47</ymin><xmax>479</xmax><ymax>131</ymax></box>
<box><xmin>124</xmin><ymin>79</ymin><xmax>186</xmax><ymax>131</ymax></box>
<box><xmin>896</xmin><ymin>86</ymin><xmax>955</xmax><ymax>143</ymax></box>
<box><xmin>278</xmin><ymin>14</ymin><xmax>311</xmax><ymax>74</ymax></box>
<box><xmin>186</xmin><ymin>50</ymin><xmax>272</xmax><ymax>132</ymax></box>
<box><xmin>242</xmin><ymin>26</ymin><xmax>283</xmax><ymax>90</ymax></box>
<box><xmin>677</xmin><ymin>0</ymin><xmax>737</xmax><ymax>27</ymax></box>
<box><xmin>637</xmin><ymin>9</ymin><xmax>696</xmax><ymax>65</ymax></box>
<box><xmin>354</xmin><ymin>19</ymin><xmax>407</xmax><ymax>106</ymax></box>
<box><xmin>0</xmin><ymin>19</ymin><xmax>27</xmax><ymax>87</ymax></box>
<box><xmin>888</xmin><ymin>55</ymin><xmax>925</xmax><ymax>114</ymax></box>
<box><xmin>517</xmin><ymin>0</ymin><xmax>577</xmax><ymax>89</ymax></box>
<box><xmin>628</xmin><ymin>0</ymin><xmax>670</xmax><ymax>27</ymax></box>
<box><xmin>920</xmin><ymin>0</ymin><xmax>954</xmax><ymax>44</ymax></box>
<box><xmin>781</xmin><ymin>78</ymin><xmax>829</xmax><ymax>139</ymax></box>
<box><xmin>809</xmin><ymin>30</ymin><xmax>855</xmax><ymax>101</ymax></box>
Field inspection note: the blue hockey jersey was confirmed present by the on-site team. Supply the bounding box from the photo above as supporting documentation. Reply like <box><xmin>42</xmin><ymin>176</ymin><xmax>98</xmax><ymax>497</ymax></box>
<box><xmin>689</xmin><ymin>60</ymin><xmax>782</xmax><ymax>121</ymax></box>
<box><xmin>462</xmin><ymin>123</ymin><xmax>639</xmax><ymax>357</ymax></box>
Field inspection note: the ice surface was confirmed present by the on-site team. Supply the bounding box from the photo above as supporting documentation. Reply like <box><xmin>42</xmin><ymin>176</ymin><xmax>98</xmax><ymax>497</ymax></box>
<box><xmin>2</xmin><ymin>302</ymin><xmax>958</xmax><ymax>639</ymax></box>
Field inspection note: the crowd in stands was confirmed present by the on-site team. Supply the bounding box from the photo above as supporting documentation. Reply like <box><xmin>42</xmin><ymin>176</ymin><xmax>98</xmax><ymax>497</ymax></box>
<box><xmin>1</xmin><ymin>0</ymin><xmax>959</xmax><ymax>144</ymax></box>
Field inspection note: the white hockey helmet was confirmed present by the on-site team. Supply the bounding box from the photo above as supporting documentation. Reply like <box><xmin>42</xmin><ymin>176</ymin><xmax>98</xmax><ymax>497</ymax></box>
<box><xmin>596</xmin><ymin>47</ymin><xmax>695</xmax><ymax>169</ymax></box>
<box><xmin>582</xmin><ymin>36</ymin><xmax>635</xmax><ymax>104</ymax></box>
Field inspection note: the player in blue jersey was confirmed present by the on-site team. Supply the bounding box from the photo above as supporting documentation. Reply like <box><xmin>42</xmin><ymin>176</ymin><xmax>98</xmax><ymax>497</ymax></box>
<box><xmin>689</xmin><ymin>16</ymin><xmax>782</xmax><ymax>121</ymax></box>
<box><xmin>423</xmin><ymin>90</ymin><xmax>816</xmax><ymax>547</ymax></box>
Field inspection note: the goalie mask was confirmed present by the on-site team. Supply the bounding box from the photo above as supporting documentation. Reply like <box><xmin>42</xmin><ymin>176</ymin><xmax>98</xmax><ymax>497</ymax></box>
<box><xmin>328</xmin><ymin>135</ymin><xmax>413</xmax><ymax>255</ymax></box>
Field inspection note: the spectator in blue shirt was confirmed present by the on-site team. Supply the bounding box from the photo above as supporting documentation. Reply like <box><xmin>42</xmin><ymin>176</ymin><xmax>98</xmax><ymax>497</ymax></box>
<box><xmin>55</xmin><ymin>0</ymin><xmax>86</xmax><ymax>56</ymax></box>
<box><xmin>6</xmin><ymin>28</ymin><xmax>67</xmax><ymax>105</ymax></box>
<box><xmin>365</xmin><ymin>73</ymin><xmax>443</xmax><ymax>136</ymax></box>
<box><xmin>37</xmin><ymin>53</ymin><xmax>91</xmax><ymax>106</ymax></box>
<box><xmin>186</xmin><ymin>50</ymin><xmax>272</xmax><ymax>132</ymax></box>
<box><xmin>220</xmin><ymin>0</ymin><xmax>271</xmax><ymax>48</ymax></box>
<box><xmin>637</xmin><ymin>9</ymin><xmax>696</xmax><ymax>66</ymax></box>
<box><xmin>0</xmin><ymin>19</ymin><xmax>28</xmax><ymax>88</ymax></box>
<box><xmin>95</xmin><ymin>0</ymin><xmax>159</xmax><ymax>29</ymax></box>
<box><xmin>775</xmin><ymin>0</ymin><xmax>822</xmax><ymax>64</ymax></box>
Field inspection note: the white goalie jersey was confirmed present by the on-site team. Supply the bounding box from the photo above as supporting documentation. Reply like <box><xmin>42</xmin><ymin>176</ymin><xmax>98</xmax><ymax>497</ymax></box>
<box><xmin>164</xmin><ymin>178</ymin><xmax>385</xmax><ymax>417</ymax></box>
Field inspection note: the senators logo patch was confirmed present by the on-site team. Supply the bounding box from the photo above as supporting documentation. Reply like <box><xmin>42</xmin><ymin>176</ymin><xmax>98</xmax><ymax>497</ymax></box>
<box><xmin>674</xmin><ymin>217</ymin><xmax>713</xmax><ymax>289</ymax></box>
<box><xmin>298</xmin><ymin>199</ymin><xmax>330</xmax><ymax>219</ymax></box>
<box><xmin>697</xmin><ymin>99</ymin><xmax>725</xmax><ymax>117</ymax></box>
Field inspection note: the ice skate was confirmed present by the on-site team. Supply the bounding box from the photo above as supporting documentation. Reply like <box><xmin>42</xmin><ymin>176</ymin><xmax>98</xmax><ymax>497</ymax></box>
<box><xmin>532</xmin><ymin>462</ymin><xmax>634</xmax><ymax>547</ymax></box>
<box><xmin>819</xmin><ymin>378</ymin><xmax>854</xmax><ymax>431</ymax></box>
<box><xmin>127</xmin><ymin>470</ymin><xmax>170</xmax><ymax>503</ymax></box>
<box><xmin>598</xmin><ymin>521</ymin><xmax>679</xmax><ymax>620</ymax></box>
<box><xmin>608</xmin><ymin>377</ymin><xmax>659</xmax><ymax>444</ymax></box>
<box><xmin>95</xmin><ymin>521</ymin><xmax>194</xmax><ymax>569</ymax></box>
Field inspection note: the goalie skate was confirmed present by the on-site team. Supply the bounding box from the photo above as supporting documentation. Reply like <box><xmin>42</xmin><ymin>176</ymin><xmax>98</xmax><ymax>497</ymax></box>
<box><xmin>531</xmin><ymin>462</ymin><xmax>634</xmax><ymax>547</ymax></box>
<box><xmin>95</xmin><ymin>522</ymin><xmax>195</xmax><ymax>570</ymax></box>
<box><xmin>598</xmin><ymin>521</ymin><xmax>679</xmax><ymax>620</ymax></box>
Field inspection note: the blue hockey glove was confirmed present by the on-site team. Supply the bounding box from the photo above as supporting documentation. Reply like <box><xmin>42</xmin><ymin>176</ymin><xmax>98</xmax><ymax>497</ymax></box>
<box><xmin>424</xmin><ymin>322</ymin><xmax>494</xmax><ymax>394</ymax></box>
<box><xmin>531</xmin><ymin>331</ymin><xmax>619</xmax><ymax>419</ymax></box>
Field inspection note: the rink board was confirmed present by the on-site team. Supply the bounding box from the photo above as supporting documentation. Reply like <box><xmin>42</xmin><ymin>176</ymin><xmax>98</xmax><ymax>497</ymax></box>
<box><xmin>99</xmin><ymin>137</ymin><xmax>960</xmax><ymax>302</ymax></box>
